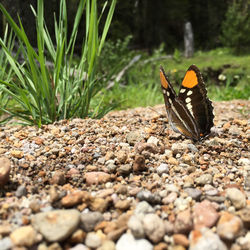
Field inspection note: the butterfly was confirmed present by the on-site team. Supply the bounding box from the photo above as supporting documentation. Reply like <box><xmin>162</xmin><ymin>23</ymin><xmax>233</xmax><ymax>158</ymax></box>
<box><xmin>160</xmin><ymin>65</ymin><xmax>214</xmax><ymax>141</ymax></box>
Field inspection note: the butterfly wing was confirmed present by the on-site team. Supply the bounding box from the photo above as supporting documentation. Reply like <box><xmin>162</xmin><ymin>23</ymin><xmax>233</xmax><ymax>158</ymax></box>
<box><xmin>160</xmin><ymin>66</ymin><xmax>200</xmax><ymax>140</ymax></box>
<box><xmin>177</xmin><ymin>65</ymin><xmax>214</xmax><ymax>137</ymax></box>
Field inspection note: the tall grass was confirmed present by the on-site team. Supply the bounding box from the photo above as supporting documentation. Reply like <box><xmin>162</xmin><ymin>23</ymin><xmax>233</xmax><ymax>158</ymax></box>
<box><xmin>0</xmin><ymin>24</ymin><xmax>15</xmax><ymax>117</ymax></box>
<box><xmin>0</xmin><ymin>0</ymin><xmax>116</xmax><ymax>127</ymax></box>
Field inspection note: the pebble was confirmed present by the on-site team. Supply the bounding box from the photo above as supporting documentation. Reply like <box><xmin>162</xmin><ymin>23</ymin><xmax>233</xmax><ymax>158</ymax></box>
<box><xmin>226</xmin><ymin>187</ymin><xmax>246</xmax><ymax>209</ymax></box>
<box><xmin>107</xmin><ymin>226</ymin><xmax>127</xmax><ymax>241</ymax></box>
<box><xmin>61</xmin><ymin>191</ymin><xmax>86</xmax><ymax>207</ymax></box>
<box><xmin>154</xmin><ymin>242</ymin><xmax>168</xmax><ymax>250</ymax></box>
<box><xmin>171</xmin><ymin>143</ymin><xmax>189</xmax><ymax>155</ymax></box>
<box><xmin>50</xmin><ymin>171</ymin><xmax>66</xmax><ymax>185</ymax></box>
<box><xmin>137</xmin><ymin>190</ymin><xmax>161</xmax><ymax>205</ymax></box>
<box><xmin>236</xmin><ymin>231</ymin><xmax>250</xmax><ymax>249</ymax></box>
<box><xmin>10</xmin><ymin>225</ymin><xmax>37</xmax><ymax>247</ymax></box>
<box><xmin>116</xmin><ymin>150</ymin><xmax>128</xmax><ymax>163</ymax></box>
<box><xmin>136</xmin><ymin>143</ymin><xmax>158</xmax><ymax>154</ymax></box>
<box><xmin>106</xmin><ymin>160</ymin><xmax>118</xmax><ymax>173</ymax></box>
<box><xmin>173</xmin><ymin>234</ymin><xmax>189</xmax><ymax>247</ymax></box>
<box><xmin>0</xmin><ymin>237</ymin><xmax>13</xmax><ymax>250</ymax></box>
<box><xmin>133</xmin><ymin>155</ymin><xmax>146</xmax><ymax>172</ymax></box>
<box><xmin>162</xmin><ymin>192</ymin><xmax>178</xmax><ymax>205</ymax></box>
<box><xmin>156</xmin><ymin>163</ymin><xmax>169</xmax><ymax>175</ymax></box>
<box><xmin>189</xmin><ymin>228</ymin><xmax>227</xmax><ymax>250</ymax></box>
<box><xmin>217</xmin><ymin>211</ymin><xmax>243</xmax><ymax>240</ymax></box>
<box><xmin>97</xmin><ymin>240</ymin><xmax>116</xmax><ymax>250</ymax></box>
<box><xmin>174</xmin><ymin>209</ymin><xmax>193</xmax><ymax>233</ymax></box>
<box><xmin>237</xmin><ymin>207</ymin><xmax>250</xmax><ymax>228</ymax></box>
<box><xmin>70</xmin><ymin>244</ymin><xmax>89</xmax><ymax>250</ymax></box>
<box><xmin>85</xmin><ymin>172</ymin><xmax>111</xmax><ymax>185</ymax></box>
<box><xmin>238</xmin><ymin>158</ymin><xmax>250</xmax><ymax>166</ymax></box>
<box><xmin>128</xmin><ymin>215</ymin><xmax>145</xmax><ymax>238</ymax></box>
<box><xmin>15</xmin><ymin>185</ymin><xmax>27</xmax><ymax>198</ymax></box>
<box><xmin>116</xmin><ymin>233</ymin><xmax>153</xmax><ymax>250</ymax></box>
<box><xmin>134</xmin><ymin>201</ymin><xmax>154</xmax><ymax>214</ymax></box>
<box><xmin>89</xmin><ymin>197</ymin><xmax>110</xmax><ymax>212</ymax></box>
<box><xmin>80</xmin><ymin>212</ymin><xmax>104</xmax><ymax>232</ymax></box>
<box><xmin>193</xmin><ymin>200</ymin><xmax>219</xmax><ymax>229</ymax></box>
<box><xmin>10</xmin><ymin>150</ymin><xmax>24</xmax><ymax>158</ymax></box>
<box><xmin>0</xmin><ymin>157</ymin><xmax>11</xmax><ymax>186</ymax></box>
<box><xmin>143</xmin><ymin>214</ymin><xmax>165</xmax><ymax>243</ymax></box>
<box><xmin>174</xmin><ymin>197</ymin><xmax>191</xmax><ymax>211</ymax></box>
<box><xmin>184</xmin><ymin>188</ymin><xmax>202</xmax><ymax>200</ymax></box>
<box><xmin>32</xmin><ymin>209</ymin><xmax>80</xmax><ymax>242</ymax></box>
<box><xmin>147</xmin><ymin>136</ymin><xmax>159</xmax><ymax>145</ymax></box>
<box><xmin>165</xmin><ymin>183</ymin><xmax>179</xmax><ymax>193</ymax></box>
<box><xmin>126</xmin><ymin>131</ymin><xmax>144</xmax><ymax>145</ymax></box>
<box><xmin>70</xmin><ymin>229</ymin><xmax>86</xmax><ymax>243</ymax></box>
<box><xmin>85</xmin><ymin>232</ymin><xmax>102</xmax><ymax>249</ymax></box>
<box><xmin>117</xmin><ymin>164</ymin><xmax>132</xmax><ymax>175</ymax></box>
<box><xmin>195</xmin><ymin>174</ymin><xmax>213</xmax><ymax>185</ymax></box>
<box><xmin>115</xmin><ymin>199</ymin><xmax>131</xmax><ymax>210</ymax></box>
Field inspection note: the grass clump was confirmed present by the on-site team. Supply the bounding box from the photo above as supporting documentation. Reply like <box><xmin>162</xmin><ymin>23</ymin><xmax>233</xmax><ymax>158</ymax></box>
<box><xmin>0</xmin><ymin>0</ymin><xmax>116</xmax><ymax>127</ymax></box>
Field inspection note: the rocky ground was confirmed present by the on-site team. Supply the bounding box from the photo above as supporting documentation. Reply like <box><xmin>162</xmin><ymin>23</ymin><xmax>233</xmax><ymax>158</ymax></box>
<box><xmin>0</xmin><ymin>100</ymin><xmax>249</xmax><ymax>250</ymax></box>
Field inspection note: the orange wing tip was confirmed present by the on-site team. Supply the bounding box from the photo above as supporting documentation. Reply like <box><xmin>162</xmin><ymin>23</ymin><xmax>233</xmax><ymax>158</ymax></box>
<box><xmin>160</xmin><ymin>70</ymin><xmax>169</xmax><ymax>89</ymax></box>
<box><xmin>182</xmin><ymin>70</ymin><xmax>198</xmax><ymax>88</ymax></box>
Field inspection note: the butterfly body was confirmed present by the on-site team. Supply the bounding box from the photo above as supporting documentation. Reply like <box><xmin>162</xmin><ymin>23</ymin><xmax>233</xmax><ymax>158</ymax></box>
<box><xmin>160</xmin><ymin>65</ymin><xmax>214</xmax><ymax>141</ymax></box>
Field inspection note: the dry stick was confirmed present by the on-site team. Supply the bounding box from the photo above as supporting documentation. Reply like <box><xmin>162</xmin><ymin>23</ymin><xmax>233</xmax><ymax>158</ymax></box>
<box><xmin>106</xmin><ymin>55</ymin><xmax>141</xmax><ymax>89</ymax></box>
<box><xmin>106</xmin><ymin>54</ymin><xmax>172</xmax><ymax>89</ymax></box>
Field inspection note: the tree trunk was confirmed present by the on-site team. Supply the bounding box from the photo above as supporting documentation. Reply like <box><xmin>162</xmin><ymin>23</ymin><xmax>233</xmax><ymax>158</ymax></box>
<box><xmin>184</xmin><ymin>21</ymin><xmax>194</xmax><ymax>58</ymax></box>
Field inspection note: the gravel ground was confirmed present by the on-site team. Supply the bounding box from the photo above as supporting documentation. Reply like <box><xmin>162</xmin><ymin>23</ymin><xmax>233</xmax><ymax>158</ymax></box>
<box><xmin>0</xmin><ymin>100</ymin><xmax>249</xmax><ymax>250</ymax></box>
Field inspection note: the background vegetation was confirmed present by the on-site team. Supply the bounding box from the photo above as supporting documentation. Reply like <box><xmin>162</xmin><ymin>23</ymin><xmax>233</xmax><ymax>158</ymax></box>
<box><xmin>0</xmin><ymin>0</ymin><xmax>249</xmax><ymax>126</ymax></box>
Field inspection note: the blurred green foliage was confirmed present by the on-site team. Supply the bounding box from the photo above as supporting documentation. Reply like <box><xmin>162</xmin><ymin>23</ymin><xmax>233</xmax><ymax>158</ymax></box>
<box><xmin>220</xmin><ymin>0</ymin><xmax>250</xmax><ymax>54</ymax></box>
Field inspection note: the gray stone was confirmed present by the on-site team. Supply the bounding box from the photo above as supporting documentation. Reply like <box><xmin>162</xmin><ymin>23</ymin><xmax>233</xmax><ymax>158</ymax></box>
<box><xmin>184</xmin><ymin>188</ymin><xmax>202</xmax><ymax>200</ymax></box>
<box><xmin>143</xmin><ymin>214</ymin><xmax>165</xmax><ymax>243</ymax></box>
<box><xmin>80</xmin><ymin>212</ymin><xmax>104</xmax><ymax>232</ymax></box>
<box><xmin>156</xmin><ymin>164</ymin><xmax>169</xmax><ymax>175</ymax></box>
<box><xmin>128</xmin><ymin>215</ymin><xmax>144</xmax><ymax>238</ymax></box>
<box><xmin>226</xmin><ymin>188</ymin><xmax>246</xmax><ymax>209</ymax></box>
<box><xmin>136</xmin><ymin>190</ymin><xmax>161</xmax><ymax>205</ymax></box>
<box><xmin>116</xmin><ymin>233</ymin><xmax>153</xmax><ymax>250</ymax></box>
<box><xmin>187</xmin><ymin>144</ymin><xmax>198</xmax><ymax>152</ymax></box>
<box><xmin>32</xmin><ymin>209</ymin><xmax>80</xmax><ymax>242</ymax></box>
<box><xmin>85</xmin><ymin>232</ymin><xmax>101</xmax><ymax>249</ymax></box>
<box><xmin>106</xmin><ymin>160</ymin><xmax>118</xmax><ymax>173</ymax></box>
<box><xmin>15</xmin><ymin>185</ymin><xmax>27</xmax><ymax>198</ymax></box>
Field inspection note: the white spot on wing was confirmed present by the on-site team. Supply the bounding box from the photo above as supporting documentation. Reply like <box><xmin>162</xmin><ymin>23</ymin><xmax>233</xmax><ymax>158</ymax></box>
<box><xmin>186</xmin><ymin>103</ymin><xmax>192</xmax><ymax>110</ymax></box>
<box><xmin>169</xmin><ymin>98</ymin><xmax>172</xmax><ymax>104</ymax></box>
<box><xmin>185</xmin><ymin>97</ymin><xmax>191</xmax><ymax>103</ymax></box>
<box><xmin>180</xmin><ymin>88</ymin><xmax>186</xmax><ymax>93</ymax></box>
<box><xmin>163</xmin><ymin>89</ymin><xmax>166</xmax><ymax>94</ymax></box>
<box><xmin>187</xmin><ymin>90</ymin><xmax>192</xmax><ymax>96</ymax></box>
<box><xmin>167</xmin><ymin>91</ymin><xmax>170</xmax><ymax>97</ymax></box>
<box><xmin>186</xmin><ymin>103</ymin><xmax>194</xmax><ymax>116</ymax></box>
